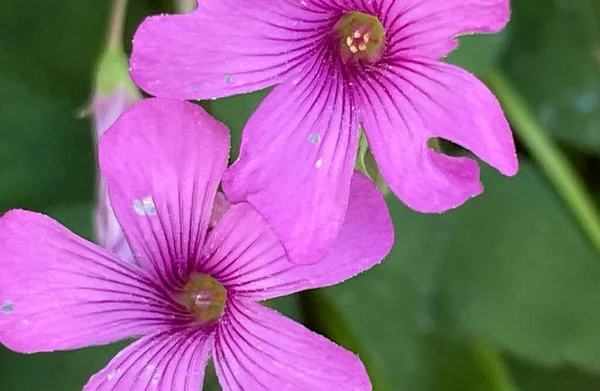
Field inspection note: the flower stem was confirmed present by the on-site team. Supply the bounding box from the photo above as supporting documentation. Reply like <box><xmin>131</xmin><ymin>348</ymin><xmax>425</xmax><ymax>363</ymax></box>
<box><xmin>106</xmin><ymin>0</ymin><xmax>128</xmax><ymax>51</ymax></box>
<box><xmin>175</xmin><ymin>0</ymin><xmax>196</xmax><ymax>13</ymax></box>
<box><xmin>484</xmin><ymin>69</ymin><xmax>600</xmax><ymax>256</ymax></box>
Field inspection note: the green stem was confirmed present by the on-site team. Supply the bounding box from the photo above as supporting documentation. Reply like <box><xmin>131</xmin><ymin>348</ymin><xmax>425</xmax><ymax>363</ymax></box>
<box><xmin>470</xmin><ymin>342</ymin><xmax>519</xmax><ymax>391</ymax></box>
<box><xmin>175</xmin><ymin>0</ymin><xmax>196</xmax><ymax>13</ymax></box>
<box><xmin>106</xmin><ymin>0</ymin><xmax>128</xmax><ymax>51</ymax></box>
<box><xmin>485</xmin><ymin>69</ymin><xmax>600</xmax><ymax>256</ymax></box>
<box><xmin>299</xmin><ymin>290</ymin><xmax>391</xmax><ymax>390</ymax></box>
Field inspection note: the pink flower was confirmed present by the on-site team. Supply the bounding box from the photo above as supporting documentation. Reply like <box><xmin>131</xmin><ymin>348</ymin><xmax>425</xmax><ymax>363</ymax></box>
<box><xmin>130</xmin><ymin>0</ymin><xmax>518</xmax><ymax>264</ymax></box>
<box><xmin>0</xmin><ymin>98</ymin><xmax>393</xmax><ymax>390</ymax></box>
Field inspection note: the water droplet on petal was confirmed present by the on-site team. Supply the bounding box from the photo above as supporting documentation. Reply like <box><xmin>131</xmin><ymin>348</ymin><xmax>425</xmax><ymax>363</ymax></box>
<box><xmin>308</xmin><ymin>133</ymin><xmax>321</xmax><ymax>144</ymax></box>
<box><xmin>1</xmin><ymin>300</ymin><xmax>14</xmax><ymax>314</ymax></box>
<box><xmin>142</xmin><ymin>197</ymin><xmax>157</xmax><ymax>215</ymax></box>
<box><xmin>133</xmin><ymin>199</ymin><xmax>145</xmax><ymax>215</ymax></box>
<box><xmin>315</xmin><ymin>158</ymin><xmax>323</xmax><ymax>168</ymax></box>
<box><xmin>224</xmin><ymin>74</ymin><xmax>233</xmax><ymax>83</ymax></box>
<box><xmin>133</xmin><ymin>197</ymin><xmax>157</xmax><ymax>216</ymax></box>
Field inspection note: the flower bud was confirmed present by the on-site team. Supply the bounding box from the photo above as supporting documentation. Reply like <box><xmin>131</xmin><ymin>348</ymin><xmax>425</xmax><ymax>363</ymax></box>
<box><xmin>92</xmin><ymin>47</ymin><xmax>141</xmax><ymax>262</ymax></box>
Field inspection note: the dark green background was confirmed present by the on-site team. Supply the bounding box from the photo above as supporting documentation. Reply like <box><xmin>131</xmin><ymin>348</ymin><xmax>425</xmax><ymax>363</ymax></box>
<box><xmin>2</xmin><ymin>0</ymin><xmax>600</xmax><ymax>389</ymax></box>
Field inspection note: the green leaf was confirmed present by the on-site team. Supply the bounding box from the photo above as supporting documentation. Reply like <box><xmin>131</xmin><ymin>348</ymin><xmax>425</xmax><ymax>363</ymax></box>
<box><xmin>0</xmin><ymin>343</ymin><xmax>127</xmax><ymax>390</ymax></box>
<box><xmin>0</xmin><ymin>74</ymin><xmax>95</xmax><ymax>212</ymax></box>
<box><xmin>0</xmin><ymin>0</ymin><xmax>151</xmax><ymax>108</ymax></box>
<box><xmin>446</xmin><ymin>32</ymin><xmax>506</xmax><ymax>75</ymax></box>
<box><xmin>432</xmin><ymin>162</ymin><xmax>600</xmax><ymax>372</ymax></box>
<box><xmin>502</xmin><ymin>0</ymin><xmax>600</xmax><ymax>152</ymax></box>
<box><xmin>323</xmin><ymin>194</ymin><xmax>452</xmax><ymax>389</ymax></box>
<box><xmin>326</xmin><ymin>160</ymin><xmax>600</xmax><ymax>388</ymax></box>
<box><xmin>511</xmin><ymin>359</ymin><xmax>600</xmax><ymax>391</ymax></box>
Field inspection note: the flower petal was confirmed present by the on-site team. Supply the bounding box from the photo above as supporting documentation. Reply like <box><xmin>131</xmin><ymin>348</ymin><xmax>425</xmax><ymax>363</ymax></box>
<box><xmin>84</xmin><ymin>327</ymin><xmax>214</xmax><ymax>391</ymax></box>
<box><xmin>214</xmin><ymin>300</ymin><xmax>370</xmax><ymax>391</ymax></box>
<box><xmin>0</xmin><ymin>210</ymin><xmax>174</xmax><ymax>353</ymax></box>
<box><xmin>99</xmin><ymin>98</ymin><xmax>230</xmax><ymax>284</ymax></box>
<box><xmin>223</xmin><ymin>71</ymin><xmax>359</xmax><ymax>264</ymax></box>
<box><xmin>204</xmin><ymin>173</ymin><xmax>392</xmax><ymax>300</ymax></box>
<box><xmin>357</xmin><ymin>59</ymin><xmax>517</xmax><ymax>213</ymax></box>
<box><xmin>385</xmin><ymin>0</ymin><xmax>510</xmax><ymax>59</ymax></box>
<box><xmin>130</xmin><ymin>0</ymin><xmax>336</xmax><ymax>100</ymax></box>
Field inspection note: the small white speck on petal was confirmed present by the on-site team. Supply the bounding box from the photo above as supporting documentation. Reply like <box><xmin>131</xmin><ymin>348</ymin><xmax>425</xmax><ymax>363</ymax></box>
<box><xmin>107</xmin><ymin>369</ymin><xmax>121</xmax><ymax>380</ymax></box>
<box><xmin>224</xmin><ymin>74</ymin><xmax>233</xmax><ymax>83</ymax></box>
<box><xmin>315</xmin><ymin>158</ymin><xmax>323</xmax><ymax>168</ymax></box>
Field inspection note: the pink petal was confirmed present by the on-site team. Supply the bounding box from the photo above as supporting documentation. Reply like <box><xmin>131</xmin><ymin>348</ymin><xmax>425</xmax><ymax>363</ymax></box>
<box><xmin>385</xmin><ymin>0</ymin><xmax>510</xmax><ymax>59</ymax></box>
<box><xmin>130</xmin><ymin>0</ymin><xmax>336</xmax><ymax>100</ymax></box>
<box><xmin>204</xmin><ymin>173</ymin><xmax>392</xmax><ymax>300</ymax></box>
<box><xmin>214</xmin><ymin>299</ymin><xmax>371</xmax><ymax>391</ymax></box>
<box><xmin>0</xmin><ymin>210</ymin><xmax>174</xmax><ymax>353</ymax></box>
<box><xmin>199</xmin><ymin>202</ymin><xmax>287</xmax><ymax>291</ymax></box>
<box><xmin>208</xmin><ymin>192</ymin><xmax>231</xmax><ymax>230</ymax></box>
<box><xmin>99</xmin><ymin>98</ymin><xmax>230</xmax><ymax>284</ymax></box>
<box><xmin>357</xmin><ymin>59</ymin><xmax>517</xmax><ymax>213</ymax></box>
<box><xmin>84</xmin><ymin>328</ymin><xmax>214</xmax><ymax>391</ymax></box>
<box><xmin>223</xmin><ymin>73</ymin><xmax>359</xmax><ymax>264</ymax></box>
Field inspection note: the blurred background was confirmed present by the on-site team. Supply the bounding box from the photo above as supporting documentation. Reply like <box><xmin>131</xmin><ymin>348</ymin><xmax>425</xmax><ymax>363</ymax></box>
<box><xmin>2</xmin><ymin>0</ymin><xmax>600</xmax><ymax>389</ymax></box>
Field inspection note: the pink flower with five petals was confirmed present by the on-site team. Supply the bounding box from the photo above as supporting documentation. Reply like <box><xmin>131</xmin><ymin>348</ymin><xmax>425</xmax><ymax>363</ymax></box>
<box><xmin>130</xmin><ymin>0</ymin><xmax>518</xmax><ymax>264</ymax></box>
<box><xmin>0</xmin><ymin>98</ymin><xmax>393</xmax><ymax>390</ymax></box>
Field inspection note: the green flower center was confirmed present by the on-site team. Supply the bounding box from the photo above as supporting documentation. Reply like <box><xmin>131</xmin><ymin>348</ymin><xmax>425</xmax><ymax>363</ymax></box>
<box><xmin>334</xmin><ymin>12</ymin><xmax>386</xmax><ymax>63</ymax></box>
<box><xmin>178</xmin><ymin>273</ymin><xmax>226</xmax><ymax>323</ymax></box>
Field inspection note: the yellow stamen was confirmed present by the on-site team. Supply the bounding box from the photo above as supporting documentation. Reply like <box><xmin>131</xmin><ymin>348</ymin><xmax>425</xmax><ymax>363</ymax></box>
<box><xmin>353</xmin><ymin>30</ymin><xmax>362</xmax><ymax>39</ymax></box>
<box><xmin>346</xmin><ymin>36</ymin><xmax>353</xmax><ymax>47</ymax></box>
<box><xmin>349</xmin><ymin>45</ymin><xmax>358</xmax><ymax>53</ymax></box>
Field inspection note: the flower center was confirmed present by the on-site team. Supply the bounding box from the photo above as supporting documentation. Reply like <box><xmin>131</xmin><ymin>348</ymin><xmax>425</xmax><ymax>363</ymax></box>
<box><xmin>334</xmin><ymin>12</ymin><xmax>385</xmax><ymax>63</ymax></box>
<box><xmin>178</xmin><ymin>273</ymin><xmax>226</xmax><ymax>323</ymax></box>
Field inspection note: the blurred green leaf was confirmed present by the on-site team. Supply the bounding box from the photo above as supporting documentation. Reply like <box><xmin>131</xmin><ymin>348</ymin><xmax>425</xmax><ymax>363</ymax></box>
<box><xmin>502</xmin><ymin>0</ymin><xmax>600</xmax><ymax>152</ymax></box>
<box><xmin>323</xmin><ymin>191</ymin><xmax>470</xmax><ymax>390</ymax></box>
<box><xmin>0</xmin><ymin>1</ymin><xmax>151</xmax><ymax>108</ymax></box>
<box><xmin>446</xmin><ymin>33</ymin><xmax>506</xmax><ymax>75</ymax></box>
<box><xmin>0</xmin><ymin>343</ymin><xmax>127</xmax><ymax>390</ymax></box>
<box><xmin>511</xmin><ymin>359</ymin><xmax>600</xmax><ymax>391</ymax></box>
<box><xmin>326</xmin><ymin>160</ymin><xmax>600</xmax><ymax>388</ymax></box>
<box><xmin>0</xmin><ymin>74</ymin><xmax>95</xmax><ymax>212</ymax></box>
<box><xmin>432</xmin><ymin>162</ymin><xmax>600</xmax><ymax>372</ymax></box>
